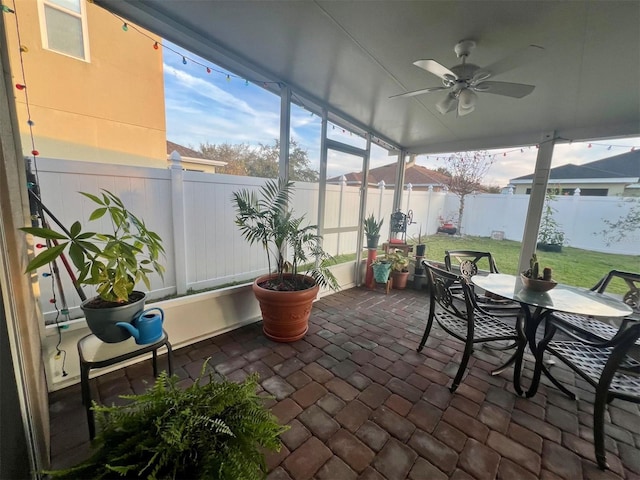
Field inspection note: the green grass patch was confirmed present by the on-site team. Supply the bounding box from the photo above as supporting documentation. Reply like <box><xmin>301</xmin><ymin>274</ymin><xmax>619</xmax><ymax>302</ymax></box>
<box><xmin>419</xmin><ymin>235</ymin><xmax>639</xmax><ymax>291</ymax></box>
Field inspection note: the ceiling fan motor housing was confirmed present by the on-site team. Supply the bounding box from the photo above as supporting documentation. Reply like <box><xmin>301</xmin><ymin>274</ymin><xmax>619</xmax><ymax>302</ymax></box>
<box><xmin>454</xmin><ymin>40</ymin><xmax>476</xmax><ymax>58</ymax></box>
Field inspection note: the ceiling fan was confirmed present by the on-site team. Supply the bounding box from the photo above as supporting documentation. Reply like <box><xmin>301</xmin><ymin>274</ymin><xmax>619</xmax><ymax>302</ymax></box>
<box><xmin>390</xmin><ymin>40</ymin><xmax>544</xmax><ymax>116</ymax></box>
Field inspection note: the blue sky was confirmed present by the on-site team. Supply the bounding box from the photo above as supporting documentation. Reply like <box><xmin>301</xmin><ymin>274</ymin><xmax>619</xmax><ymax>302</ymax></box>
<box><xmin>163</xmin><ymin>42</ymin><xmax>638</xmax><ymax>187</ymax></box>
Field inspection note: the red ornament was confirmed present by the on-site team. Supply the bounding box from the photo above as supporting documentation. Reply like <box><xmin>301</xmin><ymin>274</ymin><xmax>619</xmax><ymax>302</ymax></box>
<box><xmin>15</xmin><ymin>84</ymin><xmax>25</xmax><ymax>90</ymax></box>
<box><xmin>31</xmin><ymin>149</ymin><xmax>39</xmax><ymax>156</ymax></box>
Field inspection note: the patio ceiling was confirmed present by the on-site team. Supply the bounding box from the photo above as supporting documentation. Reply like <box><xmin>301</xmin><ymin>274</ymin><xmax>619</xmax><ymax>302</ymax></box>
<box><xmin>98</xmin><ymin>1</ymin><xmax>639</xmax><ymax>154</ymax></box>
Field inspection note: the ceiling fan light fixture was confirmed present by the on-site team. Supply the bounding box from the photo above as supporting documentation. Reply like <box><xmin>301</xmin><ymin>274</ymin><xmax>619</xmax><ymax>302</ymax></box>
<box><xmin>458</xmin><ymin>103</ymin><xmax>475</xmax><ymax>116</ymax></box>
<box><xmin>458</xmin><ymin>88</ymin><xmax>477</xmax><ymax>109</ymax></box>
<box><xmin>436</xmin><ymin>93</ymin><xmax>456</xmax><ymax>114</ymax></box>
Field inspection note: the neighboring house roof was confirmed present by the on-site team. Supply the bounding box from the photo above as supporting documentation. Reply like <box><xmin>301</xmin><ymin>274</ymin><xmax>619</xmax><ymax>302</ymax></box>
<box><xmin>510</xmin><ymin>149</ymin><xmax>640</xmax><ymax>183</ymax></box>
<box><xmin>166</xmin><ymin>140</ymin><xmax>227</xmax><ymax>166</ymax></box>
<box><xmin>330</xmin><ymin>159</ymin><xmax>450</xmax><ymax>188</ymax></box>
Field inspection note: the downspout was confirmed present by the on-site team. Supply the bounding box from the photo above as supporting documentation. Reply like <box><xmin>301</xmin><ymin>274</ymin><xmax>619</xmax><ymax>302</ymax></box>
<box><xmin>518</xmin><ymin>131</ymin><xmax>556</xmax><ymax>273</ymax></box>
<box><xmin>392</xmin><ymin>150</ymin><xmax>407</xmax><ymax>212</ymax></box>
<box><xmin>317</xmin><ymin>109</ymin><xmax>328</xmax><ymax>254</ymax></box>
<box><xmin>278</xmin><ymin>84</ymin><xmax>291</xmax><ymax>182</ymax></box>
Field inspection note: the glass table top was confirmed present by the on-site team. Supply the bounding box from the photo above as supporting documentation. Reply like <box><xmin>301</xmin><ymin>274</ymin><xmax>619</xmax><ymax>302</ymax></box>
<box><xmin>472</xmin><ymin>274</ymin><xmax>633</xmax><ymax>318</ymax></box>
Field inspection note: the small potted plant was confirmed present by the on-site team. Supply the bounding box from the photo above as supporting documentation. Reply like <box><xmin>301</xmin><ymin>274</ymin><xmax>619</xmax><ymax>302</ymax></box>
<box><xmin>388</xmin><ymin>249</ymin><xmax>410</xmax><ymax>289</ymax></box>
<box><xmin>415</xmin><ymin>225</ymin><xmax>426</xmax><ymax>258</ymax></box>
<box><xmin>232</xmin><ymin>178</ymin><xmax>339</xmax><ymax>342</ymax></box>
<box><xmin>364</xmin><ymin>213</ymin><xmax>383</xmax><ymax>249</ymax></box>
<box><xmin>521</xmin><ymin>253</ymin><xmax>557</xmax><ymax>292</ymax></box>
<box><xmin>370</xmin><ymin>258</ymin><xmax>392</xmax><ymax>284</ymax></box>
<box><xmin>21</xmin><ymin>190</ymin><xmax>165</xmax><ymax>343</ymax></box>
<box><xmin>44</xmin><ymin>363</ymin><xmax>287</xmax><ymax>479</ymax></box>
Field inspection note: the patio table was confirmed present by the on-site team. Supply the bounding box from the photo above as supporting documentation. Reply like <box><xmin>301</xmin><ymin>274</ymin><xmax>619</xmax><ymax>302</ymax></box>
<box><xmin>472</xmin><ymin>273</ymin><xmax>632</xmax><ymax>397</ymax></box>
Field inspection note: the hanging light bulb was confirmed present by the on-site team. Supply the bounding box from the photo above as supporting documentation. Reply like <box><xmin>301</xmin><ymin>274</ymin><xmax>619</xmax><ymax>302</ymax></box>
<box><xmin>436</xmin><ymin>93</ymin><xmax>456</xmax><ymax>114</ymax></box>
<box><xmin>182</xmin><ymin>56</ymin><xmax>187</xmax><ymax>65</ymax></box>
<box><xmin>122</xmin><ymin>23</ymin><xmax>128</xmax><ymax>32</ymax></box>
<box><xmin>153</xmin><ymin>42</ymin><xmax>159</xmax><ymax>50</ymax></box>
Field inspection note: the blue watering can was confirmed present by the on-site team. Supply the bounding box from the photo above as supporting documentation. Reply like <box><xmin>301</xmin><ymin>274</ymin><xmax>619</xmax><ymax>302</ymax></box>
<box><xmin>116</xmin><ymin>307</ymin><xmax>164</xmax><ymax>345</ymax></box>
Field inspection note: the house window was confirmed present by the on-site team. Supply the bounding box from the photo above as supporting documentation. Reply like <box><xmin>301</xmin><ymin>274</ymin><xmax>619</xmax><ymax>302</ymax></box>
<box><xmin>39</xmin><ymin>0</ymin><xmax>90</xmax><ymax>61</ymax></box>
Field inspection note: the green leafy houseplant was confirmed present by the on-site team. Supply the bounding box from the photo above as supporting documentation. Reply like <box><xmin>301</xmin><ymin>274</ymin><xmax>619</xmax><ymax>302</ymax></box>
<box><xmin>232</xmin><ymin>178</ymin><xmax>338</xmax><ymax>292</ymax></box>
<box><xmin>21</xmin><ymin>190</ymin><xmax>165</xmax><ymax>304</ymax></box>
<box><xmin>45</xmin><ymin>364</ymin><xmax>287</xmax><ymax>480</ymax></box>
<box><xmin>387</xmin><ymin>250</ymin><xmax>410</xmax><ymax>272</ymax></box>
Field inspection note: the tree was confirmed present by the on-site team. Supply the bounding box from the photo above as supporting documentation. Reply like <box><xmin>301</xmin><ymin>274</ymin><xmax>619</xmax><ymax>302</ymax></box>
<box><xmin>443</xmin><ymin>150</ymin><xmax>494</xmax><ymax>235</ymax></box>
<box><xmin>199</xmin><ymin>139</ymin><xmax>319</xmax><ymax>182</ymax></box>
<box><xmin>256</xmin><ymin>139</ymin><xmax>319</xmax><ymax>182</ymax></box>
<box><xmin>599</xmin><ymin>197</ymin><xmax>640</xmax><ymax>246</ymax></box>
<box><xmin>199</xmin><ymin>142</ymin><xmax>259</xmax><ymax>176</ymax></box>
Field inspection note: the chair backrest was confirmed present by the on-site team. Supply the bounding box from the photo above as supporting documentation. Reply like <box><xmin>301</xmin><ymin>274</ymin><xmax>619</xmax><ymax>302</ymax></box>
<box><xmin>423</xmin><ymin>260</ymin><xmax>474</xmax><ymax>320</ymax></box>
<box><xmin>444</xmin><ymin>250</ymin><xmax>500</xmax><ymax>279</ymax></box>
<box><xmin>593</xmin><ymin>270</ymin><xmax>640</xmax><ymax>316</ymax></box>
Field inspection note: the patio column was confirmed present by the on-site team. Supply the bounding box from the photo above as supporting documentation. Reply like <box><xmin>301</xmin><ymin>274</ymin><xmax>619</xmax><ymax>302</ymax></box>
<box><xmin>519</xmin><ymin>131</ymin><xmax>556</xmax><ymax>273</ymax></box>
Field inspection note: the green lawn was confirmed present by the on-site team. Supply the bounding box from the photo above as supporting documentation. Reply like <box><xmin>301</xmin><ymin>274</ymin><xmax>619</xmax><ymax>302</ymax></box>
<box><xmin>418</xmin><ymin>235</ymin><xmax>640</xmax><ymax>292</ymax></box>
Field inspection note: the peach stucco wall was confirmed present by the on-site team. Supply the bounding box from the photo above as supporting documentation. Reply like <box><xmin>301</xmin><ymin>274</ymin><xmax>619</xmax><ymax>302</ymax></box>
<box><xmin>6</xmin><ymin>0</ymin><xmax>166</xmax><ymax>167</ymax></box>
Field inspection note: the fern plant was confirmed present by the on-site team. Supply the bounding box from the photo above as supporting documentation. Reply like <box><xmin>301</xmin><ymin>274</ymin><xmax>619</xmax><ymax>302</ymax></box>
<box><xmin>46</xmin><ymin>362</ymin><xmax>287</xmax><ymax>479</ymax></box>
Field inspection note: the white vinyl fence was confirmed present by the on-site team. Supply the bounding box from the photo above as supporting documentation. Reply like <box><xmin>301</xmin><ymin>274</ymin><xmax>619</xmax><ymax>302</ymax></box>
<box><xmin>31</xmin><ymin>158</ymin><xmax>638</xmax><ymax>324</ymax></box>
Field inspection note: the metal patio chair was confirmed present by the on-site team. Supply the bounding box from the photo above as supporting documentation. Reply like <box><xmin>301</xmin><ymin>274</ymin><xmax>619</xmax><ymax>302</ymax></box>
<box><xmin>419</xmin><ymin>261</ymin><xmax>526</xmax><ymax>393</ymax></box>
<box><xmin>551</xmin><ymin>270</ymin><xmax>640</xmax><ymax>344</ymax></box>
<box><xmin>535</xmin><ymin>318</ymin><xmax>640</xmax><ymax>470</ymax></box>
<box><xmin>444</xmin><ymin>250</ymin><xmax>522</xmax><ymax>313</ymax></box>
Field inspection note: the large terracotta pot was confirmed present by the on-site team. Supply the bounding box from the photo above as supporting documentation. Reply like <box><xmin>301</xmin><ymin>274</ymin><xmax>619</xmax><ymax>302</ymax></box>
<box><xmin>81</xmin><ymin>291</ymin><xmax>146</xmax><ymax>343</ymax></box>
<box><xmin>252</xmin><ymin>274</ymin><xmax>319</xmax><ymax>342</ymax></box>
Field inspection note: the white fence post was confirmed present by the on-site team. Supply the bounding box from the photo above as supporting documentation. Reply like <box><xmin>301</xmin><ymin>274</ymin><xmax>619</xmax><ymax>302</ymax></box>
<box><xmin>169</xmin><ymin>151</ymin><xmax>188</xmax><ymax>296</ymax></box>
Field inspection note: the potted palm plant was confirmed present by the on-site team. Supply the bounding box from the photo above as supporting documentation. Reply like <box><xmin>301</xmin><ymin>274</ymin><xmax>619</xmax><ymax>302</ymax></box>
<box><xmin>364</xmin><ymin>213</ymin><xmax>383</xmax><ymax>249</ymax></box>
<box><xmin>21</xmin><ymin>190</ymin><xmax>165</xmax><ymax>343</ymax></box>
<box><xmin>232</xmin><ymin>178</ymin><xmax>339</xmax><ymax>342</ymax></box>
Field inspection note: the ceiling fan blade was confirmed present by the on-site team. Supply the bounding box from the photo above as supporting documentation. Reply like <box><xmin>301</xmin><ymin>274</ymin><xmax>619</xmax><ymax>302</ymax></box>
<box><xmin>481</xmin><ymin>44</ymin><xmax>545</xmax><ymax>78</ymax></box>
<box><xmin>413</xmin><ymin>59</ymin><xmax>457</xmax><ymax>81</ymax></box>
<box><xmin>474</xmin><ymin>81</ymin><xmax>535</xmax><ymax>98</ymax></box>
<box><xmin>389</xmin><ymin>86</ymin><xmax>449</xmax><ymax>99</ymax></box>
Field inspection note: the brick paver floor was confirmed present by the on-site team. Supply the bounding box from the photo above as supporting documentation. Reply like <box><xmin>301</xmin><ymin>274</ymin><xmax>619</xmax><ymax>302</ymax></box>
<box><xmin>49</xmin><ymin>286</ymin><xmax>640</xmax><ymax>479</ymax></box>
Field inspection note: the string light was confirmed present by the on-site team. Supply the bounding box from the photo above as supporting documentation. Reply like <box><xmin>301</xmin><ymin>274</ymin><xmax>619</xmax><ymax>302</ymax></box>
<box><xmin>182</xmin><ymin>56</ymin><xmax>187</xmax><ymax>65</ymax></box>
<box><xmin>226</xmin><ymin>74</ymin><xmax>231</xmax><ymax>82</ymax></box>
<box><xmin>121</xmin><ymin>22</ymin><xmax>128</xmax><ymax>32</ymax></box>
<box><xmin>153</xmin><ymin>42</ymin><xmax>159</xmax><ymax>50</ymax></box>
<box><xmin>20</xmin><ymin>45</ymin><xmax>28</xmax><ymax>52</ymax></box>
<box><xmin>206</xmin><ymin>67</ymin><xmax>211</xmax><ymax>73</ymax></box>
<box><xmin>1</xmin><ymin>4</ymin><xmax>15</xmax><ymax>13</ymax></box>
<box><xmin>15</xmin><ymin>83</ymin><xmax>25</xmax><ymax>90</ymax></box>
